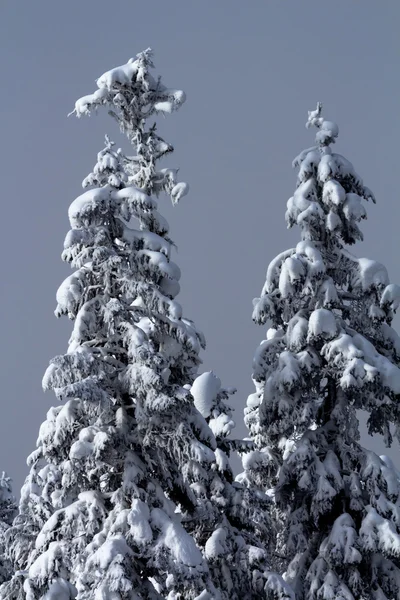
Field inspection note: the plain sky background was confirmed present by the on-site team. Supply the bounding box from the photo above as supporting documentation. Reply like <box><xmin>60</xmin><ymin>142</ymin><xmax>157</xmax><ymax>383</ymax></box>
<box><xmin>0</xmin><ymin>1</ymin><xmax>399</xmax><ymax>493</ymax></box>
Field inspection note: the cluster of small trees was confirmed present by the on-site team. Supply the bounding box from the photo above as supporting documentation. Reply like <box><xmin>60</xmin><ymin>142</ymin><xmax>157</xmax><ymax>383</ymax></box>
<box><xmin>1</xmin><ymin>52</ymin><xmax>400</xmax><ymax>600</ymax></box>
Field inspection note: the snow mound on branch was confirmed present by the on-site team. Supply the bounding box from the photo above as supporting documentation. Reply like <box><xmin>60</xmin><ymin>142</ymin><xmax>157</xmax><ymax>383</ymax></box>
<box><xmin>360</xmin><ymin>507</ymin><xmax>400</xmax><ymax>555</ymax></box>
<box><xmin>191</xmin><ymin>372</ymin><xmax>221</xmax><ymax>419</ymax></box>
<box><xmin>322</xmin><ymin>180</ymin><xmax>346</xmax><ymax>207</ymax></box>
<box><xmin>25</xmin><ymin>578</ymin><xmax>75</xmax><ymax>600</ymax></box>
<box><xmin>137</xmin><ymin>250</ymin><xmax>181</xmax><ymax>281</ymax></box>
<box><xmin>28</xmin><ymin>541</ymin><xmax>68</xmax><ymax>582</ymax></box>
<box><xmin>321</xmin><ymin>331</ymin><xmax>400</xmax><ymax>394</ymax></box>
<box><xmin>266</xmin><ymin>573</ymin><xmax>295</xmax><ymax>600</ymax></box>
<box><xmin>307</xmin><ymin>309</ymin><xmax>337</xmax><ymax>341</ymax></box>
<box><xmin>128</xmin><ymin>500</ymin><xmax>153</xmax><ymax>545</ymax></box>
<box><xmin>151</xmin><ymin>509</ymin><xmax>203</xmax><ymax>567</ymax></box>
<box><xmin>55</xmin><ymin>268</ymin><xmax>87</xmax><ymax>318</ymax></box>
<box><xmin>88</xmin><ymin>535</ymin><xmax>132</xmax><ymax>570</ymax></box>
<box><xmin>204</xmin><ymin>527</ymin><xmax>227</xmax><ymax>560</ymax></box>
<box><xmin>381</xmin><ymin>284</ymin><xmax>400</xmax><ymax>311</ymax></box>
<box><xmin>242</xmin><ymin>448</ymin><xmax>276</xmax><ymax>472</ymax></box>
<box><xmin>318</xmin><ymin>154</ymin><xmax>338</xmax><ymax>182</ymax></box>
<box><xmin>68</xmin><ymin>186</ymin><xmax>110</xmax><ymax>227</ymax></box>
<box><xmin>113</xmin><ymin>186</ymin><xmax>156</xmax><ymax>218</ymax></box>
<box><xmin>287</xmin><ymin>315</ymin><xmax>309</xmax><ymax>351</ymax></box>
<box><xmin>209</xmin><ymin>413</ymin><xmax>234</xmax><ymax>438</ymax></box>
<box><xmin>352</xmin><ymin>333</ymin><xmax>400</xmax><ymax>393</ymax></box>
<box><xmin>74</xmin><ymin>87</ymin><xmax>108</xmax><ymax>117</ymax></box>
<box><xmin>171</xmin><ymin>181</ymin><xmax>189</xmax><ymax>205</ymax></box>
<box><xmin>351</xmin><ymin>257</ymin><xmax>389</xmax><ymax>291</ymax></box>
<box><xmin>343</xmin><ymin>193</ymin><xmax>366</xmax><ymax>222</ymax></box>
<box><xmin>97</xmin><ymin>59</ymin><xmax>140</xmax><ymax>90</ymax></box>
<box><xmin>319</xmin><ymin>513</ymin><xmax>361</xmax><ymax>565</ymax></box>
<box><xmin>68</xmin><ymin>185</ymin><xmax>155</xmax><ymax>228</ymax></box>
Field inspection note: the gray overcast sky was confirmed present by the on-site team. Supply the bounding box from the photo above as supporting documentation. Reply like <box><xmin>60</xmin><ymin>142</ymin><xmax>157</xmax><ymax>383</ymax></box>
<box><xmin>0</xmin><ymin>1</ymin><xmax>399</xmax><ymax>492</ymax></box>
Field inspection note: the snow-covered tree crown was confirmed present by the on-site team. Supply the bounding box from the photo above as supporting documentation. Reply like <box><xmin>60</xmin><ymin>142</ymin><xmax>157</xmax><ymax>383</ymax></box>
<box><xmin>287</xmin><ymin>101</ymin><xmax>375</xmax><ymax>245</ymax></box>
<box><xmin>72</xmin><ymin>48</ymin><xmax>188</xmax><ymax>203</ymax></box>
<box><xmin>243</xmin><ymin>105</ymin><xmax>400</xmax><ymax>599</ymax></box>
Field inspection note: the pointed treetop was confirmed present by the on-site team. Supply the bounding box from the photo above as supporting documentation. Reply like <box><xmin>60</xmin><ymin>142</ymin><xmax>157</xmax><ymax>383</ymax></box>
<box><xmin>306</xmin><ymin>101</ymin><xmax>323</xmax><ymax>128</ymax></box>
<box><xmin>133</xmin><ymin>46</ymin><xmax>154</xmax><ymax>67</ymax></box>
<box><xmin>306</xmin><ymin>102</ymin><xmax>339</xmax><ymax>149</ymax></box>
<box><xmin>287</xmin><ymin>104</ymin><xmax>376</xmax><ymax>246</ymax></box>
<box><xmin>103</xmin><ymin>134</ymin><xmax>114</xmax><ymax>149</ymax></box>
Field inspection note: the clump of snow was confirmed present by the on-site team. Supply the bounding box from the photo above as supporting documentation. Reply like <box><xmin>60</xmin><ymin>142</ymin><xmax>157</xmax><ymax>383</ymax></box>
<box><xmin>55</xmin><ymin>268</ymin><xmax>87</xmax><ymax>318</ymax></box>
<box><xmin>381</xmin><ymin>284</ymin><xmax>400</xmax><ymax>311</ymax></box>
<box><xmin>350</xmin><ymin>257</ymin><xmax>389</xmax><ymax>291</ymax></box>
<box><xmin>171</xmin><ymin>182</ymin><xmax>189</xmax><ymax>205</ymax></box>
<box><xmin>151</xmin><ymin>509</ymin><xmax>203</xmax><ymax>567</ymax></box>
<box><xmin>204</xmin><ymin>528</ymin><xmax>227</xmax><ymax>560</ymax></box>
<box><xmin>97</xmin><ymin>59</ymin><xmax>139</xmax><ymax>90</ymax></box>
<box><xmin>322</xmin><ymin>180</ymin><xmax>346</xmax><ymax>207</ymax></box>
<box><xmin>342</xmin><ymin>193</ymin><xmax>366</xmax><ymax>222</ymax></box>
<box><xmin>191</xmin><ymin>372</ymin><xmax>221</xmax><ymax>419</ymax></box>
<box><xmin>307</xmin><ymin>309</ymin><xmax>337</xmax><ymax>342</ymax></box>
<box><xmin>87</xmin><ymin>534</ymin><xmax>132</xmax><ymax>570</ymax></box>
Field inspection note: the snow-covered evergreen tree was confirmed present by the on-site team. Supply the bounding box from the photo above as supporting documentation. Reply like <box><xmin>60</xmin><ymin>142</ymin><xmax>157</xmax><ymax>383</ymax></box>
<box><xmin>2</xmin><ymin>50</ymin><xmax>214</xmax><ymax>600</ymax></box>
<box><xmin>0</xmin><ymin>473</ymin><xmax>17</xmax><ymax>585</ymax></box>
<box><xmin>1</xmin><ymin>49</ymin><xmax>289</xmax><ymax>600</ymax></box>
<box><xmin>242</xmin><ymin>103</ymin><xmax>400</xmax><ymax>599</ymax></box>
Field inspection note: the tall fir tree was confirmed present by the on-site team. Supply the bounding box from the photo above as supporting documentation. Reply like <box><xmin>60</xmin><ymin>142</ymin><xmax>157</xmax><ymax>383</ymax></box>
<box><xmin>242</xmin><ymin>103</ymin><xmax>400</xmax><ymax>599</ymax></box>
<box><xmin>1</xmin><ymin>50</ymin><xmax>290</xmax><ymax>600</ymax></box>
<box><xmin>3</xmin><ymin>49</ymin><xmax>213</xmax><ymax>600</ymax></box>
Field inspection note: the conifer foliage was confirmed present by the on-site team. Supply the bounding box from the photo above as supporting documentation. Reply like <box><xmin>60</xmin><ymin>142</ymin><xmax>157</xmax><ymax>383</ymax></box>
<box><xmin>243</xmin><ymin>103</ymin><xmax>400</xmax><ymax>599</ymax></box>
